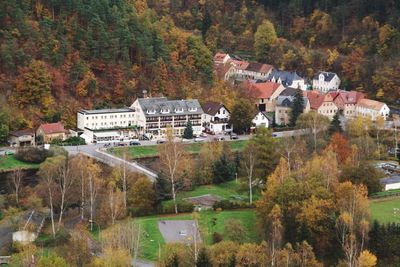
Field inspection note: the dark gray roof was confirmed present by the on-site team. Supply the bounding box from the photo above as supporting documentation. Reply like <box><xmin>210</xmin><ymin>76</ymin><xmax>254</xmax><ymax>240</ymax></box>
<box><xmin>279</xmin><ymin>87</ymin><xmax>298</xmax><ymax>97</ymax></box>
<box><xmin>202</xmin><ymin>101</ymin><xmax>226</xmax><ymax>116</ymax></box>
<box><xmin>381</xmin><ymin>176</ymin><xmax>400</xmax><ymax>185</ymax></box>
<box><xmin>276</xmin><ymin>95</ymin><xmax>308</xmax><ymax>108</ymax></box>
<box><xmin>268</xmin><ymin>70</ymin><xmax>303</xmax><ymax>87</ymax></box>
<box><xmin>137</xmin><ymin>97</ymin><xmax>203</xmax><ymax>117</ymax></box>
<box><xmin>313</xmin><ymin>71</ymin><xmax>337</xmax><ymax>82</ymax></box>
<box><xmin>79</xmin><ymin>108</ymin><xmax>134</xmax><ymax>115</ymax></box>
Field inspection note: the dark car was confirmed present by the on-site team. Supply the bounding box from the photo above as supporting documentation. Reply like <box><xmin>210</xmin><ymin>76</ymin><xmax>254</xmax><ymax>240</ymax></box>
<box><xmin>129</xmin><ymin>141</ymin><xmax>141</xmax><ymax>146</ymax></box>
<box><xmin>117</xmin><ymin>142</ymin><xmax>127</xmax><ymax>147</ymax></box>
<box><xmin>157</xmin><ymin>139</ymin><xmax>166</xmax><ymax>144</ymax></box>
<box><xmin>230</xmin><ymin>133</ymin><xmax>239</xmax><ymax>140</ymax></box>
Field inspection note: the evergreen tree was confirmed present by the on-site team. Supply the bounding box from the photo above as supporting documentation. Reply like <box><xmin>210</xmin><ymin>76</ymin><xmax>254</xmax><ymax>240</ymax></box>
<box><xmin>201</xmin><ymin>9</ymin><xmax>212</xmax><ymax>38</ymax></box>
<box><xmin>196</xmin><ymin>248</ymin><xmax>212</xmax><ymax>267</ymax></box>
<box><xmin>183</xmin><ymin>121</ymin><xmax>193</xmax><ymax>139</ymax></box>
<box><xmin>329</xmin><ymin>112</ymin><xmax>342</xmax><ymax>134</ymax></box>
<box><xmin>290</xmin><ymin>89</ymin><xmax>305</xmax><ymax>126</ymax></box>
<box><xmin>213</xmin><ymin>152</ymin><xmax>235</xmax><ymax>184</ymax></box>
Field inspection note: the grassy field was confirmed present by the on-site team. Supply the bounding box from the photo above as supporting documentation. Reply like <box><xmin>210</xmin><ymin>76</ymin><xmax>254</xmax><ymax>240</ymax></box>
<box><xmin>0</xmin><ymin>155</ymin><xmax>39</xmax><ymax>171</ymax></box>
<box><xmin>136</xmin><ymin>209</ymin><xmax>257</xmax><ymax>261</ymax></box>
<box><xmin>108</xmin><ymin>140</ymin><xmax>247</xmax><ymax>159</ymax></box>
<box><xmin>163</xmin><ymin>180</ymin><xmax>259</xmax><ymax>206</ymax></box>
<box><xmin>370</xmin><ymin>197</ymin><xmax>400</xmax><ymax>224</ymax></box>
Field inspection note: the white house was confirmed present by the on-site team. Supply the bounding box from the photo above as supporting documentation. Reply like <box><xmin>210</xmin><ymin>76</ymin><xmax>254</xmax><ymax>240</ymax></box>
<box><xmin>202</xmin><ymin>101</ymin><xmax>232</xmax><ymax>134</ymax></box>
<box><xmin>130</xmin><ymin>97</ymin><xmax>204</xmax><ymax>138</ymax></box>
<box><xmin>380</xmin><ymin>176</ymin><xmax>400</xmax><ymax>191</ymax></box>
<box><xmin>355</xmin><ymin>99</ymin><xmax>390</xmax><ymax>121</ymax></box>
<box><xmin>252</xmin><ymin>111</ymin><xmax>271</xmax><ymax>129</ymax></box>
<box><xmin>312</xmin><ymin>71</ymin><xmax>341</xmax><ymax>93</ymax></box>
<box><xmin>77</xmin><ymin>108</ymin><xmax>137</xmax><ymax>143</ymax></box>
<box><xmin>268</xmin><ymin>69</ymin><xmax>308</xmax><ymax>90</ymax></box>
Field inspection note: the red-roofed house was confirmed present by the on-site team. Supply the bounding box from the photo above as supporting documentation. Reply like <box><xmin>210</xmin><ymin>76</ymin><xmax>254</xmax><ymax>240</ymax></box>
<box><xmin>247</xmin><ymin>82</ymin><xmax>286</xmax><ymax>112</ymax></box>
<box><xmin>36</xmin><ymin>122</ymin><xmax>66</xmax><ymax>143</ymax></box>
<box><xmin>355</xmin><ymin>99</ymin><xmax>390</xmax><ymax>120</ymax></box>
<box><xmin>330</xmin><ymin>90</ymin><xmax>364</xmax><ymax>118</ymax></box>
<box><xmin>213</xmin><ymin>53</ymin><xmax>231</xmax><ymax>65</ymax></box>
<box><xmin>305</xmin><ymin>91</ymin><xmax>338</xmax><ymax>120</ymax></box>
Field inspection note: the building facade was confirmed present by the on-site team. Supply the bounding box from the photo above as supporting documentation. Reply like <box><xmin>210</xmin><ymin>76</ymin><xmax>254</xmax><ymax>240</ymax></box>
<box><xmin>246</xmin><ymin>81</ymin><xmax>286</xmax><ymax>112</ymax></box>
<box><xmin>312</xmin><ymin>71</ymin><xmax>341</xmax><ymax>93</ymax></box>
<box><xmin>8</xmin><ymin>129</ymin><xmax>35</xmax><ymax>147</ymax></box>
<box><xmin>252</xmin><ymin>111</ymin><xmax>271</xmax><ymax>128</ymax></box>
<box><xmin>36</xmin><ymin>122</ymin><xmax>66</xmax><ymax>143</ymax></box>
<box><xmin>77</xmin><ymin>108</ymin><xmax>137</xmax><ymax>143</ymax></box>
<box><xmin>305</xmin><ymin>91</ymin><xmax>338</xmax><ymax>120</ymax></box>
<box><xmin>131</xmin><ymin>98</ymin><xmax>204</xmax><ymax>138</ymax></box>
<box><xmin>355</xmin><ymin>99</ymin><xmax>390</xmax><ymax>120</ymax></box>
<box><xmin>202</xmin><ymin>102</ymin><xmax>231</xmax><ymax>134</ymax></box>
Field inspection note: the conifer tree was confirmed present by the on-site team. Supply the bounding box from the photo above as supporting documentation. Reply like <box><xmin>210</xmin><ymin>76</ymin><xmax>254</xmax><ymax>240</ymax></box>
<box><xmin>290</xmin><ymin>89</ymin><xmax>305</xmax><ymax>126</ymax></box>
<box><xmin>183</xmin><ymin>121</ymin><xmax>193</xmax><ymax>139</ymax></box>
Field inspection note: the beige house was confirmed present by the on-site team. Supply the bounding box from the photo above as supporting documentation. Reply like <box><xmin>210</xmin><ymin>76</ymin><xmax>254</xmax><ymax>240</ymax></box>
<box><xmin>246</xmin><ymin>81</ymin><xmax>286</xmax><ymax>112</ymax></box>
<box><xmin>36</xmin><ymin>122</ymin><xmax>66</xmax><ymax>143</ymax></box>
<box><xmin>330</xmin><ymin>91</ymin><xmax>365</xmax><ymax>118</ymax></box>
<box><xmin>275</xmin><ymin>88</ymin><xmax>310</xmax><ymax>126</ymax></box>
<box><xmin>8</xmin><ymin>129</ymin><xmax>35</xmax><ymax>147</ymax></box>
<box><xmin>355</xmin><ymin>99</ymin><xmax>390</xmax><ymax>121</ymax></box>
<box><xmin>305</xmin><ymin>91</ymin><xmax>338</xmax><ymax>120</ymax></box>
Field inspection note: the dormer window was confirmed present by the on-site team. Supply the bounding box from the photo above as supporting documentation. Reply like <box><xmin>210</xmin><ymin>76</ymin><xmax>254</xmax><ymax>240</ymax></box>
<box><xmin>319</xmin><ymin>74</ymin><xmax>325</xmax><ymax>82</ymax></box>
<box><xmin>146</xmin><ymin>109</ymin><xmax>156</xmax><ymax>114</ymax></box>
<box><xmin>188</xmin><ymin>107</ymin><xmax>197</xmax><ymax>112</ymax></box>
<box><xmin>175</xmin><ymin>108</ymin><xmax>183</xmax><ymax>113</ymax></box>
<box><xmin>161</xmin><ymin>108</ymin><xmax>170</xmax><ymax>114</ymax></box>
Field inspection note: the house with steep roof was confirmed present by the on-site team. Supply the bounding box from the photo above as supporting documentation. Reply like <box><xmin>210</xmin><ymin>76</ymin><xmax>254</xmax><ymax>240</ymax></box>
<box><xmin>268</xmin><ymin>69</ymin><xmax>308</xmax><ymax>90</ymax></box>
<box><xmin>8</xmin><ymin>129</ymin><xmax>35</xmax><ymax>147</ymax></box>
<box><xmin>202</xmin><ymin>101</ymin><xmax>232</xmax><ymax>134</ymax></box>
<box><xmin>36</xmin><ymin>122</ymin><xmax>66</xmax><ymax>143</ymax></box>
<box><xmin>213</xmin><ymin>53</ymin><xmax>231</xmax><ymax>65</ymax></box>
<box><xmin>330</xmin><ymin>90</ymin><xmax>364</xmax><ymax>118</ymax></box>
<box><xmin>355</xmin><ymin>99</ymin><xmax>390</xmax><ymax>120</ymax></box>
<box><xmin>305</xmin><ymin>91</ymin><xmax>338</xmax><ymax>120</ymax></box>
<box><xmin>312</xmin><ymin>71</ymin><xmax>341</xmax><ymax>93</ymax></box>
<box><xmin>252</xmin><ymin>111</ymin><xmax>272</xmax><ymax>129</ymax></box>
<box><xmin>130</xmin><ymin>97</ymin><xmax>204</xmax><ymax>138</ymax></box>
<box><xmin>246</xmin><ymin>81</ymin><xmax>286</xmax><ymax>112</ymax></box>
<box><xmin>275</xmin><ymin>88</ymin><xmax>310</xmax><ymax>126</ymax></box>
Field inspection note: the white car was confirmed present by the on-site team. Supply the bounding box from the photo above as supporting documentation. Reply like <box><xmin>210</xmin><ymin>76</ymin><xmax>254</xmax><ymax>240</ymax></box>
<box><xmin>194</xmin><ymin>137</ymin><xmax>205</xmax><ymax>142</ymax></box>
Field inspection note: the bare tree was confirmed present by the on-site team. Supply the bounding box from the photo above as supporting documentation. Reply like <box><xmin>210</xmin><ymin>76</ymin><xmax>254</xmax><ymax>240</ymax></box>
<box><xmin>242</xmin><ymin>142</ymin><xmax>257</xmax><ymax>204</ymax></box>
<box><xmin>297</xmin><ymin>112</ymin><xmax>330</xmax><ymax>152</ymax></box>
<box><xmin>38</xmin><ymin>156</ymin><xmax>62</xmax><ymax>237</ymax></box>
<box><xmin>56</xmin><ymin>157</ymin><xmax>74</xmax><ymax>231</ymax></box>
<box><xmin>109</xmin><ymin>184</ymin><xmax>124</xmax><ymax>225</ymax></box>
<box><xmin>394</xmin><ymin>115</ymin><xmax>399</xmax><ymax>160</ymax></box>
<box><xmin>87</xmin><ymin>159</ymin><xmax>102</xmax><ymax>232</ymax></box>
<box><xmin>158</xmin><ymin>129</ymin><xmax>186</xmax><ymax>214</ymax></box>
<box><xmin>10</xmin><ymin>168</ymin><xmax>23</xmax><ymax>205</ymax></box>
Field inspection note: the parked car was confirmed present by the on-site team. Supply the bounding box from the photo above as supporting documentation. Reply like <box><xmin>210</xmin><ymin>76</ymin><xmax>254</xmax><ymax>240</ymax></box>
<box><xmin>214</xmin><ymin>136</ymin><xmax>225</xmax><ymax>141</ymax></box>
<box><xmin>199</xmin><ymin>132</ymin><xmax>207</xmax><ymax>137</ymax></box>
<box><xmin>129</xmin><ymin>141</ymin><xmax>141</xmax><ymax>146</ymax></box>
<box><xmin>194</xmin><ymin>137</ymin><xmax>205</xmax><ymax>142</ymax></box>
<box><xmin>117</xmin><ymin>142</ymin><xmax>128</xmax><ymax>147</ymax></box>
<box><xmin>230</xmin><ymin>133</ymin><xmax>239</xmax><ymax>140</ymax></box>
<box><xmin>272</xmin><ymin>133</ymin><xmax>278</xmax><ymax>138</ymax></box>
<box><xmin>157</xmin><ymin>139</ymin><xmax>166</xmax><ymax>144</ymax></box>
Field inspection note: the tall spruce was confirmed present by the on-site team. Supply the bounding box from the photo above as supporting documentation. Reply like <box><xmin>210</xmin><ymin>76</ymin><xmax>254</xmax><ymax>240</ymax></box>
<box><xmin>183</xmin><ymin>121</ymin><xmax>193</xmax><ymax>139</ymax></box>
<box><xmin>290</xmin><ymin>89</ymin><xmax>305</xmax><ymax>126</ymax></box>
<box><xmin>196</xmin><ymin>248</ymin><xmax>212</xmax><ymax>267</ymax></box>
<box><xmin>329</xmin><ymin>112</ymin><xmax>342</xmax><ymax>134</ymax></box>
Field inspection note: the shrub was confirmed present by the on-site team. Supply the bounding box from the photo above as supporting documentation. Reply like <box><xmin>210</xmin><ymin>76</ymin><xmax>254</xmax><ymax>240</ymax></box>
<box><xmin>212</xmin><ymin>232</ymin><xmax>223</xmax><ymax>244</ymax></box>
<box><xmin>14</xmin><ymin>147</ymin><xmax>51</xmax><ymax>164</ymax></box>
<box><xmin>161</xmin><ymin>201</ymin><xmax>194</xmax><ymax>214</ymax></box>
<box><xmin>62</xmin><ymin>136</ymin><xmax>86</xmax><ymax>146</ymax></box>
<box><xmin>35</xmin><ymin>228</ymin><xmax>70</xmax><ymax>247</ymax></box>
<box><xmin>213</xmin><ymin>200</ymin><xmax>255</xmax><ymax>210</ymax></box>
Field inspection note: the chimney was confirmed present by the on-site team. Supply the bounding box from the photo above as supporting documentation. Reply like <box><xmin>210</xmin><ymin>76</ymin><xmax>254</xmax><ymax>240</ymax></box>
<box><xmin>143</xmin><ymin>90</ymin><xmax>148</xmax><ymax>98</ymax></box>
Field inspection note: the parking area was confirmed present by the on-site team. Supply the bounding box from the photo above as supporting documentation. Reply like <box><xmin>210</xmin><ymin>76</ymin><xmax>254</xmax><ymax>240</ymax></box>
<box><xmin>158</xmin><ymin>220</ymin><xmax>201</xmax><ymax>244</ymax></box>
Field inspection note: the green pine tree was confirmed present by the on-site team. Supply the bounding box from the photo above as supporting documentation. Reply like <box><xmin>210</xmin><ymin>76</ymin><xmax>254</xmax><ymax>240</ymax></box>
<box><xmin>290</xmin><ymin>89</ymin><xmax>305</xmax><ymax>126</ymax></box>
<box><xmin>213</xmin><ymin>152</ymin><xmax>235</xmax><ymax>184</ymax></box>
<box><xmin>329</xmin><ymin>112</ymin><xmax>342</xmax><ymax>134</ymax></box>
<box><xmin>183</xmin><ymin>121</ymin><xmax>193</xmax><ymax>139</ymax></box>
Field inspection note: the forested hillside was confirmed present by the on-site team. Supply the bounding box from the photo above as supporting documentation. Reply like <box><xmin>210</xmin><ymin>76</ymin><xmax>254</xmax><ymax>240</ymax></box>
<box><xmin>1</xmin><ymin>0</ymin><xmax>400</xmax><ymax>131</ymax></box>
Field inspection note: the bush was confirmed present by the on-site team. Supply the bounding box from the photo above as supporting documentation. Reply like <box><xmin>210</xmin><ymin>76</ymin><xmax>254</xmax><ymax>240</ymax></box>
<box><xmin>14</xmin><ymin>147</ymin><xmax>51</xmax><ymax>164</ymax></box>
<box><xmin>161</xmin><ymin>201</ymin><xmax>194</xmax><ymax>214</ymax></box>
<box><xmin>62</xmin><ymin>136</ymin><xmax>86</xmax><ymax>146</ymax></box>
<box><xmin>35</xmin><ymin>228</ymin><xmax>70</xmax><ymax>247</ymax></box>
<box><xmin>212</xmin><ymin>232</ymin><xmax>223</xmax><ymax>244</ymax></box>
<box><xmin>213</xmin><ymin>200</ymin><xmax>255</xmax><ymax>210</ymax></box>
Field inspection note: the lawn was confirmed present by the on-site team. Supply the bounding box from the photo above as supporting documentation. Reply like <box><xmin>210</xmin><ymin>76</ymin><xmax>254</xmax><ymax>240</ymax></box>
<box><xmin>135</xmin><ymin>209</ymin><xmax>257</xmax><ymax>261</ymax></box>
<box><xmin>108</xmin><ymin>140</ymin><xmax>248</xmax><ymax>159</ymax></box>
<box><xmin>0</xmin><ymin>155</ymin><xmax>39</xmax><ymax>171</ymax></box>
<box><xmin>163</xmin><ymin>180</ymin><xmax>259</xmax><ymax>206</ymax></box>
<box><xmin>370</xmin><ymin>197</ymin><xmax>400</xmax><ymax>224</ymax></box>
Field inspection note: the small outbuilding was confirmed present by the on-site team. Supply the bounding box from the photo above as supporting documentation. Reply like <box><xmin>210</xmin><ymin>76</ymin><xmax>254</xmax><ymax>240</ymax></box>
<box><xmin>380</xmin><ymin>175</ymin><xmax>400</xmax><ymax>191</ymax></box>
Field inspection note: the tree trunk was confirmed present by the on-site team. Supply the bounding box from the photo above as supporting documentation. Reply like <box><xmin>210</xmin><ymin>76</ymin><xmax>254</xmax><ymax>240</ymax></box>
<box><xmin>48</xmin><ymin>187</ymin><xmax>56</xmax><ymax>237</ymax></box>
<box><xmin>171</xmin><ymin>175</ymin><xmax>178</xmax><ymax>214</ymax></box>
<box><xmin>248</xmin><ymin>168</ymin><xmax>253</xmax><ymax>205</ymax></box>
<box><xmin>122</xmin><ymin>153</ymin><xmax>127</xmax><ymax>210</ymax></box>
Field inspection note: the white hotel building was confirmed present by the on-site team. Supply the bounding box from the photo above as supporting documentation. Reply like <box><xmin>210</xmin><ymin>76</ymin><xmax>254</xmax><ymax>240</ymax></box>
<box><xmin>77</xmin><ymin>108</ymin><xmax>138</xmax><ymax>143</ymax></box>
